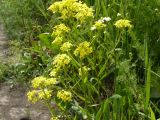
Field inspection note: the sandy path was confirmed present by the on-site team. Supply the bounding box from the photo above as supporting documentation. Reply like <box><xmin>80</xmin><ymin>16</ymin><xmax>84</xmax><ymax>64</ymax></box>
<box><xmin>0</xmin><ymin>83</ymin><xmax>50</xmax><ymax>120</ymax></box>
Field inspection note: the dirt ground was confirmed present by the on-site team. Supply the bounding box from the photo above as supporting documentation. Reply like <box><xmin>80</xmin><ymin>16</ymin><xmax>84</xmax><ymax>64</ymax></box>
<box><xmin>0</xmin><ymin>83</ymin><xmax>50</xmax><ymax>120</ymax></box>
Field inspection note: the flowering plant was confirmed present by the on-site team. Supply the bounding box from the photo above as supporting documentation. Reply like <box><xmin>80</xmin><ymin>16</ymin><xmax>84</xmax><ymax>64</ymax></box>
<box><xmin>27</xmin><ymin>0</ymin><xmax>142</xmax><ymax>120</ymax></box>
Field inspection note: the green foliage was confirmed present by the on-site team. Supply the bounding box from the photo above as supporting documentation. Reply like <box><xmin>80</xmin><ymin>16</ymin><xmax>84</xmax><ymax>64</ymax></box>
<box><xmin>0</xmin><ymin>0</ymin><xmax>160</xmax><ymax>119</ymax></box>
<box><xmin>0</xmin><ymin>63</ymin><xmax>10</xmax><ymax>82</ymax></box>
<box><xmin>0</xmin><ymin>0</ymin><xmax>53</xmax><ymax>84</ymax></box>
<box><xmin>26</xmin><ymin>0</ymin><xmax>147</xmax><ymax>119</ymax></box>
<box><xmin>0</xmin><ymin>0</ymin><xmax>52</xmax><ymax>42</ymax></box>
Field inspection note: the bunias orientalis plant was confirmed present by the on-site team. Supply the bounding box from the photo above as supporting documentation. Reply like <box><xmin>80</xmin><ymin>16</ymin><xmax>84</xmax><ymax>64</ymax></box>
<box><xmin>27</xmin><ymin>0</ymin><xmax>140</xmax><ymax>119</ymax></box>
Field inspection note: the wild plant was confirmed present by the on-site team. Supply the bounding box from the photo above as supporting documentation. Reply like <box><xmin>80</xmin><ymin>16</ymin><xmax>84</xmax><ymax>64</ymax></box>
<box><xmin>26</xmin><ymin>0</ymin><xmax>149</xmax><ymax>119</ymax></box>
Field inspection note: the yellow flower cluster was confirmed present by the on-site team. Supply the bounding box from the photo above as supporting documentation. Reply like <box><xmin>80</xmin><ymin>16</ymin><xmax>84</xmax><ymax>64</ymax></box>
<box><xmin>53</xmin><ymin>54</ymin><xmax>71</xmax><ymax>69</ymax></box>
<box><xmin>48</xmin><ymin>0</ymin><xmax>93</xmax><ymax>22</ymax></box>
<box><xmin>79</xmin><ymin>66</ymin><xmax>90</xmax><ymax>76</ymax></box>
<box><xmin>38</xmin><ymin>89</ymin><xmax>52</xmax><ymax>99</ymax></box>
<box><xmin>31</xmin><ymin>76</ymin><xmax>58</xmax><ymax>89</ymax></box>
<box><xmin>91</xmin><ymin>17</ymin><xmax>111</xmax><ymax>30</ymax></box>
<box><xmin>60</xmin><ymin>42</ymin><xmax>73</xmax><ymax>52</ymax></box>
<box><xmin>91</xmin><ymin>21</ymin><xmax>106</xmax><ymax>30</ymax></box>
<box><xmin>31</xmin><ymin>76</ymin><xmax>46</xmax><ymax>89</ymax></box>
<box><xmin>52</xmin><ymin>24</ymin><xmax>70</xmax><ymax>45</ymax></box>
<box><xmin>50</xmin><ymin>117</ymin><xmax>59</xmax><ymax>120</ymax></box>
<box><xmin>52</xmin><ymin>24</ymin><xmax>70</xmax><ymax>37</ymax></box>
<box><xmin>74</xmin><ymin>2</ymin><xmax>94</xmax><ymax>22</ymax></box>
<box><xmin>74</xmin><ymin>41</ymin><xmax>93</xmax><ymax>59</ymax></box>
<box><xmin>57</xmin><ymin>90</ymin><xmax>72</xmax><ymax>102</ymax></box>
<box><xmin>50</xmin><ymin>69</ymin><xmax>57</xmax><ymax>77</ymax></box>
<box><xmin>27</xmin><ymin>76</ymin><xmax>58</xmax><ymax>103</ymax></box>
<box><xmin>52</xmin><ymin>36</ymin><xmax>63</xmax><ymax>45</ymax></box>
<box><xmin>27</xmin><ymin>90</ymin><xmax>39</xmax><ymax>103</ymax></box>
<box><xmin>114</xmin><ymin>19</ymin><xmax>133</xmax><ymax>28</ymax></box>
<box><xmin>27</xmin><ymin>89</ymin><xmax>52</xmax><ymax>103</ymax></box>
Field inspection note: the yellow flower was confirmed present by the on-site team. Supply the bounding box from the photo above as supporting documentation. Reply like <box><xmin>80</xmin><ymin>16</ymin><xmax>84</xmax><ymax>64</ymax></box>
<box><xmin>53</xmin><ymin>54</ymin><xmax>71</xmax><ymax>68</ymax></box>
<box><xmin>27</xmin><ymin>89</ymin><xmax>52</xmax><ymax>103</ymax></box>
<box><xmin>48</xmin><ymin>0</ymin><xmax>93</xmax><ymax>22</ymax></box>
<box><xmin>52</xmin><ymin>24</ymin><xmax>70</xmax><ymax>36</ymax></box>
<box><xmin>38</xmin><ymin>89</ymin><xmax>52</xmax><ymax>100</ymax></box>
<box><xmin>91</xmin><ymin>17</ymin><xmax>111</xmax><ymax>30</ymax></box>
<box><xmin>31</xmin><ymin>76</ymin><xmax>47</xmax><ymax>89</ymax></box>
<box><xmin>74</xmin><ymin>41</ymin><xmax>92</xmax><ymax>59</ymax></box>
<box><xmin>60</xmin><ymin>42</ymin><xmax>73</xmax><ymax>52</ymax></box>
<box><xmin>52</xmin><ymin>36</ymin><xmax>63</xmax><ymax>45</ymax></box>
<box><xmin>114</xmin><ymin>19</ymin><xmax>133</xmax><ymax>28</ymax></box>
<box><xmin>50</xmin><ymin>117</ymin><xmax>59</xmax><ymax>120</ymax></box>
<box><xmin>79</xmin><ymin>66</ymin><xmax>90</xmax><ymax>76</ymax></box>
<box><xmin>57</xmin><ymin>90</ymin><xmax>72</xmax><ymax>102</ymax></box>
<box><xmin>74</xmin><ymin>2</ymin><xmax>94</xmax><ymax>22</ymax></box>
<box><xmin>48</xmin><ymin>1</ymin><xmax>61</xmax><ymax>13</ymax></box>
<box><xmin>31</xmin><ymin>76</ymin><xmax>58</xmax><ymax>89</ymax></box>
<box><xmin>27</xmin><ymin>90</ymin><xmax>39</xmax><ymax>103</ymax></box>
<box><xmin>45</xmin><ymin>78</ymin><xmax>58</xmax><ymax>86</ymax></box>
<box><xmin>50</xmin><ymin>69</ymin><xmax>58</xmax><ymax>77</ymax></box>
<box><xmin>91</xmin><ymin>20</ymin><xmax>106</xmax><ymax>30</ymax></box>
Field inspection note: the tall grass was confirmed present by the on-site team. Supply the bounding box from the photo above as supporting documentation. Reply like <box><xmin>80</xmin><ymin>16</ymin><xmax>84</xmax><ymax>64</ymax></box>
<box><xmin>0</xmin><ymin>0</ymin><xmax>52</xmax><ymax>42</ymax></box>
<box><xmin>144</xmin><ymin>34</ymin><xmax>150</xmax><ymax>116</ymax></box>
<box><xmin>86</xmin><ymin>0</ymin><xmax>159</xmax><ymax>119</ymax></box>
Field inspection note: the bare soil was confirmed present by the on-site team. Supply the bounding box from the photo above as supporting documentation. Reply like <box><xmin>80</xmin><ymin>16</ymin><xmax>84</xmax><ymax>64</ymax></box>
<box><xmin>0</xmin><ymin>83</ymin><xmax>50</xmax><ymax>120</ymax></box>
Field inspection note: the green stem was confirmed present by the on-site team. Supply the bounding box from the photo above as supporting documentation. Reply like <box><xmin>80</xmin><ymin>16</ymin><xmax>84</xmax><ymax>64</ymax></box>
<box><xmin>42</xmin><ymin>89</ymin><xmax>55</xmax><ymax>117</ymax></box>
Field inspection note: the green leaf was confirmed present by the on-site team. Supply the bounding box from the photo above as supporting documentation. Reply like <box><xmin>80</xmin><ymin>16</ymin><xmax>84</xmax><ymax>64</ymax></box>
<box><xmin>150</xmin><ymin>106</ymin><xmax>156</xmax><ymax>120</ymax></box>
<box><xmin>38</xmin><ymin>33</ymin><xmax>51</xmax><ymax>46</ymax></box>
